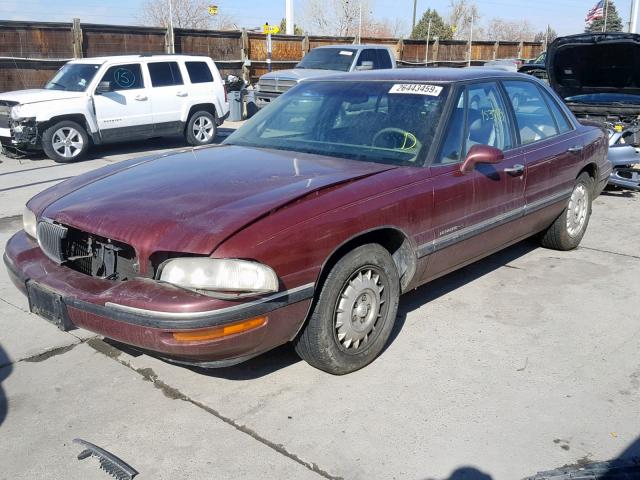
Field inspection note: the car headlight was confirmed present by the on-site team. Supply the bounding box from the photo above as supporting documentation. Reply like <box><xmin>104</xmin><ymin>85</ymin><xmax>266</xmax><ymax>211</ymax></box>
<box><xmin>23</xmin><ymin>205</ymin><xmax>37</xmax><ymax>238</ymax></box>
<box><xmin>10</xmin><ymin>105</ymin><xmax>25</xmax><ymax>120</ymax></box>
<box><xmin>159</xmin><ymin>258</ymin><xmax>278</xmax><ymax>295</ymax></box>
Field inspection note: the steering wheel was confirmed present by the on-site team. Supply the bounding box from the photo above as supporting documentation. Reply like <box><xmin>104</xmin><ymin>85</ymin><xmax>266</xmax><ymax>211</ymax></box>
<box><xmin>372</xmin><ymin>128</ymin><xmax>422</xmax><ymax>155</ymax></box>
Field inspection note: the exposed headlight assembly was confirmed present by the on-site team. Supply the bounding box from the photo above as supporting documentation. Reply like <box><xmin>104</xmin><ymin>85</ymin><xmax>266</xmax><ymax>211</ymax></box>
<box><xmin>159</xmin><ymin>258</ymin><xmax>278</xmax><ymax>296</ymax></box>
<box><xmin>10</xmin><ymin>105</ymin><xmax>25</xmax><ymax>120</ymax></box>
<box><xmin>23</xmin><ymin>205</ymin><xmax>37</xmax><ymax>238</ymax></box>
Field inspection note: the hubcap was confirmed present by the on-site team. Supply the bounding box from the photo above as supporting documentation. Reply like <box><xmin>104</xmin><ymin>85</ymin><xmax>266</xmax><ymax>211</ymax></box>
<box><xmin>334</xmin><ymin>267</ymin><xmax>387</xmax><ymax>352</ymax></box>
<box><xmin>52</xmin><ymin>127</ymin><xmax>83</xmax><ymax>159</ymax></box>
<box><xmin>566</xmin><ymin>183</ymin><xmax>589</xmax><ymax>237</ymax></box>
<box><xmin>193</xmin><ymin>116</ymin><xmax>214</xmax><ymax>143</ymax></box>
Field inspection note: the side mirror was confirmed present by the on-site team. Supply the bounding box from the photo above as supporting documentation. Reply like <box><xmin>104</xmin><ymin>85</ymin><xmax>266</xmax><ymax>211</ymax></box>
<box><xmin>460</xmin><ymin>144</ymin><xmax>504</xmax><ymax>174</ymax></box>
<box><xmin>95</xmin><ymin>81</ymin><xmax>111</xmax><ymax>95</ymax></box>
<box><xmin>356</xmin><ymin>60</ymin><xmax>374</xmax><ymax>71</ymax></box>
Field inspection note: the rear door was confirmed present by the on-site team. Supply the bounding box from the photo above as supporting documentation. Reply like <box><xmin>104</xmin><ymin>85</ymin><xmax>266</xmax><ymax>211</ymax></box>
<box><xmin>502</xmin><ymin>80</ymin><xmax>580</xmax><ymax>210</ymax></box>
<box><xmin>146</xmin><ymin>61</ymin><xmax>188</xmax><ymax>135</ymax></box>
<box><xmin>92</xmin><ymin>63</ymin><xmax>153</xmax><ymax>141</ymax></box>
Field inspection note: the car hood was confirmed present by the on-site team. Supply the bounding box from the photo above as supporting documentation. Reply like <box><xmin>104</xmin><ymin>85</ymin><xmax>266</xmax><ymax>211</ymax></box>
<box><xmin>547</xmin><ymin>33</ymin><xmax>640</xmax><ymax>100</ymax></box>
<box><xmin>259</xmin><ymin>68</ymin><xmax>342</xmax><ymax>82</ymax></box>
<box><xmin>36</xmin><ymin>145</ymin><xmax>395</xmax><ymax>259</ymax></box>
<box><xmin>0</xmin><ymin>89</ymin><xmax>85</xmax><ymax>105</ymax></box>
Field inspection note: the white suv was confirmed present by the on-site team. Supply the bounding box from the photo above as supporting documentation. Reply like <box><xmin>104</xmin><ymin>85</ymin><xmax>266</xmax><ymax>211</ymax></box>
<box><xmin>0</xmin><ymin>54</ymin><xmax>229</xmax><ymax>162</ymax></box>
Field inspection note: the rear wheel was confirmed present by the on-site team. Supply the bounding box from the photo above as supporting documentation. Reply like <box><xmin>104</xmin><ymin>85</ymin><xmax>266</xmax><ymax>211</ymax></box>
<box><xmin>186</xmin><ymin>111</ymin><xmax>217</xmax><ymax>146</ymax></box>
<box><xmin>540</xmin><ymin>172</ymin><xmax>594</xmax><ymax>250</ymax></box>
<box><xmin>42</xmin><ymin>120</ymin><xmax>89</xmax><ymax>163</ymax></box>
<box><xmin>294</xmin><ymin>244</ymin><xmax>400</xmax><ymax>375</ymax></box>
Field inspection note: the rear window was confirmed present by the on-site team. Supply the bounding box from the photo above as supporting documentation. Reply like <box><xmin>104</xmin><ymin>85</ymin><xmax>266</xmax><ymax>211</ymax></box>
<box><xmin>186</xmin><ymin>61</ymin><xmax>214</xmax><ymax>84</ymax></box>
<box><xmin>148</xmin><ymin>62</ymin><xmax>183</xmax><ymax>87</ymax></box>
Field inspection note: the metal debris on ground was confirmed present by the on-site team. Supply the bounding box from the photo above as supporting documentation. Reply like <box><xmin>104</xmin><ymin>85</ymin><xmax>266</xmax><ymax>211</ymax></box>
<box><xmin>73</xmin><ymin>438</ymin><xmax>139</xmax><ymax>480</ymax></box>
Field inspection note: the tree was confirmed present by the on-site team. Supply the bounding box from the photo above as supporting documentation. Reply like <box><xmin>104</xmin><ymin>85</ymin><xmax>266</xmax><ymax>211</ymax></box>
<box><xmin>411</xmin><ymin>9</ymin><xmax>453</xmax><ymax>40</ymax></box>
<box><xmin>140</xmin><ymin>0</ymin><xmax>236</xmax><ymax>30</ymax></box>
<box><xmin>448</xmin><ymin>0</ymin><xmax>480</xmax><ymax>39</ymax></box>
<box><xmin>280</xmin><ymin>18</ymin><xmax>305</xmax><ymax>35</ymax></box>
<box><xmin>484</xmin><ymin>18</ymin><xmax>534</xmax><ymax>41</ymax></box>
<box><xmin>302</xmin><ymin>0</ymin><xmax>372</xmax><ymax>36</ymax></box>
<box><xmin>585</xmin><ymin>0</ymin><xmax>623</xmax><ymax>32</ymax></box>
<box><xmin>534</xmin><ymin>27</ymin><xmax>558</xmax><ymax>45</ymax></box>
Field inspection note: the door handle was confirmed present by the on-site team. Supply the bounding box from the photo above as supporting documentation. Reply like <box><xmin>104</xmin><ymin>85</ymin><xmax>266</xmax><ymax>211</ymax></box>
<box><xmin>176</xmin><ymin>91</ymin><xmax>188</xmax><ymax>97</ymax></box>
<box><xmin>567</xmin><ymin>145</ymin><xmax>583</xmax><ymax>154</ymax></box>
<box><xmin>504</xmin><ymin>164</ymin><xmax>525</xmax><ymax>177</ymax></box>
<box><xmin>134</xmin><ymin>95</ymin><xmax>147</xmax><ymax>101</ymax></box>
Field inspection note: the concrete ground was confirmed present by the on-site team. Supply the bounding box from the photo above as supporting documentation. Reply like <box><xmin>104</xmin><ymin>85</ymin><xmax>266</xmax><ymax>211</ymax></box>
<box><xmin>0</xmin><ymin>131</ymin><xmax>638</xmax><ymax>480</ymax></box>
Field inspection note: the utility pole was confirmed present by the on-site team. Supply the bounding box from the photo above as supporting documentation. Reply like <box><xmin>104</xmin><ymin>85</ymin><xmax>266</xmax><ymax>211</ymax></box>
<box><xmin>425</xmin><ymin>17</ymin><xmax>432</xmax><ymax>66</ymax></box>
<box><xmin>167</xmin><ymin>0</ymin><xmax>175</xmax><ymax>53</ymax></box>
<box><xmin>358</xmin><ymin>1</ymin><xmax>363</xmax><ymax>43</ymax></box>
<box><xmin>630</xmin><ymin>0</ymin><xmax>639</xmax><ymax>32</ymax></box>
<box><xmin>603</xmin><ymin>0</ymin><xmax>609</xmax><ymax>32</ymax></box>
<box><xmin>412</xmin><ymin>0</ymin><xmax>417</xmax><ymax>33</ymax></box>
<box><xmin>286</xmin><ymin>0</ymin><xmax>294</xmax><ymax>35</ymax></box>
<box><xmin>467</xmin><ymin>14</ymin><xmax>474</xmax><ymax>67</ymax></box>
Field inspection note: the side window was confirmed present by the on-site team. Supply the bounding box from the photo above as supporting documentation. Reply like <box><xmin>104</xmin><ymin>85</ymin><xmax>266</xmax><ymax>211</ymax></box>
<box><xmin>98</xmin><ymin>64</ymin><xmax>144</xmax><ymax>91</ymax></box>
<box><xmin>356</xmin><ymin>49</ymin><xmax>378</xmax><ymax>69</ymax></box>
<box><xmin>540</xmin><ymin>87</ymin><xmax>572</xmax><ymax>133</ymax></box>
<box><xmin>436</xmin><ymin>89</ymin><xmax>466</xmax><ymax>165</ymax></box>
<box><xmin>186</xmin><ymin>61</ymin><xmax>214</xmax><ymax>84</ymax></box>
<box><xmin>148</xmin><ymin>62</ymin><xmax>184</xmax><ymax>87</ymax></box>
<box><xmin>503</xmin><ymin>80</ymin><xmax>559</xmax><ymax>145</ymax></box>
<box><xmin>465</xmin><ymin>82</ymin><xmax>512</xmax><ymax>152</ymax></box>
<box><xmin>376</xmin><ymin>49</ymin><xmax>393</xmax><ymax>69</ymax></box>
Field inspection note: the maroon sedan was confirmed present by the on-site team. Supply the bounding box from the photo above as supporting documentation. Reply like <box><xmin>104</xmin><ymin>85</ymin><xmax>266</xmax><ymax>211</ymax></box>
<box><xmin>4</xmin><ymin>69</ymin><xmax>610</xmax><ymax>374</ymax></box>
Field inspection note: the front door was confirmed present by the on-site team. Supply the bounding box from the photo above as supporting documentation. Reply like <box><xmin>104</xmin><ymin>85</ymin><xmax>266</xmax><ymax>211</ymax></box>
<box><xmin>422</xmin><ymin>81</ymin><xmax>526</xmax><ymax>281</ymax></box>
<box><xmin>92</xmin><ymin>63</ymin><xmax>153</xmax><ymax>142</ymax></box>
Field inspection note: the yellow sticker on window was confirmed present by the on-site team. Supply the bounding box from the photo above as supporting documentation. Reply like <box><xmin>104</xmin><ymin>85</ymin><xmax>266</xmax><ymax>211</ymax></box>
<box><xmin>389</xmin><ymin>84</ymin><xmax>443</xmax><ymax>96</ymax></box>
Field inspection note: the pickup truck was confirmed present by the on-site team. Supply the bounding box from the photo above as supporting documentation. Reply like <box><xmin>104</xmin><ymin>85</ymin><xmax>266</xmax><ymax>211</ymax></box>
<box><xmin>0</xmin><ymin>54</ymin><xmax>229</xmax><ymax>162</ymax></box>
<box><xmin>255</xmin><ymin>44</ymin><xmax>396</xmax><ymax>108</ymax></box>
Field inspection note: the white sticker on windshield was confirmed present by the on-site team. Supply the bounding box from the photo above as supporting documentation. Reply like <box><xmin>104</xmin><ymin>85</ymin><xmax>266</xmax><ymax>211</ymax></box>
<box><xmin>339</xmin><ymin>50</ymin><xmax>354</xmax><ymax>56</ymax></box>
<box><xmin>389</xmin><ymin>84</ymin><xmax>443</xmax><ymax>96</ymax></box>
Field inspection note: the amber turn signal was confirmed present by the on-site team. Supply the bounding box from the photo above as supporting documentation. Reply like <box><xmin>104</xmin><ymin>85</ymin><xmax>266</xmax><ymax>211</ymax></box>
<box><xmin>172</xmin><ymin>316</ymin><xmax>267</xmax><ymax>342</ymax></box>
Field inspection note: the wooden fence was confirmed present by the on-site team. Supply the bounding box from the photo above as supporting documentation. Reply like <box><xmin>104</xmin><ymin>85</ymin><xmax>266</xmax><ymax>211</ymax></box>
<box><xmin>0</xmin><ymin>20</ymin><xmax>544</xmax><ymax>92</ymax></box>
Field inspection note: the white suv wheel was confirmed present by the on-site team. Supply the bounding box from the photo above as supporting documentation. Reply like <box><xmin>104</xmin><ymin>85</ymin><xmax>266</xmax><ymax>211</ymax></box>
<box><xmin>52</xmin><ymin>127</ymin><xmax>84</xmax><ymax>159</ymax></box>
<box><xmin>192</xmin><ymin>116</ymin><xmax>214</xmax><ymax>143</ymax></box>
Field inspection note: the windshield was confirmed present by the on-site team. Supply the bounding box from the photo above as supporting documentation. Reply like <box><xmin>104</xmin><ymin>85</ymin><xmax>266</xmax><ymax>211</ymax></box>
<box><xmin>225</xmin><ymin>81</ymin><xmax>449</xmax><ymax>167</ymax></box>
<box><xmin>565</xmin><ymin>92</ymin><xmax>640</xmax><ymax>105</ymax></box>
<box><xmin>296</xmin><ymin>48</ymin><xmax>357</xmax><ymax>71</ymax></box>
<box><xmin>45</xmin><ymin>63</ymin><xmax>101</xmax><ymax>92</ymax></box>
<box><xmin>534</xmin><ymin>52</ymin><xmax>546</xmax><ymax>64</ymax></box>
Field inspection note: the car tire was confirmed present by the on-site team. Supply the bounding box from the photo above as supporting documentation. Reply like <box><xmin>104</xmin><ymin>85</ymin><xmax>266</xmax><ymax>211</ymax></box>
<box><xmin>42</xmin><ymin>120</ymin><xmax>89</xmax><ymax>163</ymax></box>
<box><xmin>540</xmin><ymin>172</ymin><xmax>594</xmax><ymax>251</ymax></box>
<box><xmin>294</xmin><ymin>244</ymin><xmax>400</xmax><ymax>375</ymax></box>
<box><xmin>186</xmin><ymin>111</ymin><xmax>217</xmax><ymax>146</ymax></box>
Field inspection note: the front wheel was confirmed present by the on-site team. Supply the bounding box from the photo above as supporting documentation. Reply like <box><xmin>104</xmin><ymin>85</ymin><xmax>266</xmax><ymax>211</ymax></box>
<box><xmin>42</xmin><ymin>120</ymin><xmax>89</xmax><ymax>163</ymax></box>
<box><xmin>294</xmin><ymin>244</ymin><xmax>400</xmax><ymax>375</ymax></box>
<box><xmin>186</xmin><ymin>111</ymin><xmax>217</xmax><ymax>146</ymax></box>
<box><xmin>540</xmin><ymin>172</ymin><xmax>594</xmax><ymax>250</ymax></box>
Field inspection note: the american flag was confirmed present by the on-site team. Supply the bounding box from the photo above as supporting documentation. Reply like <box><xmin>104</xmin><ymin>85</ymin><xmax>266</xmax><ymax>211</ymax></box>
<box><xmin>586</xmin><ymin>0</ymin><xmax>605</xmax><ymax>24</ymax></box>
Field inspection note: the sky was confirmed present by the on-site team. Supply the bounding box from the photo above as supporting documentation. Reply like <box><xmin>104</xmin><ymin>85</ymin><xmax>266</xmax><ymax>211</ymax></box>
<box><xmin>0</xmin><ymin>0</ymin><xmax>635</xmax><ymax>37</ymax></box>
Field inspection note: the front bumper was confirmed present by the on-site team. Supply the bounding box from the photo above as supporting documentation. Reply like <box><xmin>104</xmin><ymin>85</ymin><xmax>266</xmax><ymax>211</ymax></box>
<box><xmin>4</xmin><ymin>231</ymin><xmax>313</xmax><ymax>366</ymax></box>
<box><xmin>608</xmin><ymin>145</ymin><xmax>640</xmax><ymax>191</ymax></box>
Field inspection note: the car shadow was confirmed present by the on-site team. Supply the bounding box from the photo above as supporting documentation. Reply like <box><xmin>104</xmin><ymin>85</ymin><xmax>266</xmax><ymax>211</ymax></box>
<box><xmin>387</xmin><ymin>237</ymin><xmax>540</xmax><ymax>349</ymax></box>
<box><xmin>600</xmin><ymin>189</ymin><xmax>637</xmax><ymax>199</ymax></box>
<box><xmin>0</xmin><ymin>343</ymin><xmax>12</xmax><ymax>427</ymax></box>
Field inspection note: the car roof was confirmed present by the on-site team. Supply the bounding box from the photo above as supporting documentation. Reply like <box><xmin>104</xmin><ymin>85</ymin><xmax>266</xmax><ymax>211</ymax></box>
<box><xmin>312</xmin><ymin>67</ymin><xmax>535</xmax><ymax>83</ymax></box>
<box><xmin>69</xmin><ymin>54</ymin><xmax>212</xmax><ymax>65</ymax></box>
<box><xmin>316</xmin><ymin>44</ymin><xmax>393</xmax><ymax>50</ymax></box>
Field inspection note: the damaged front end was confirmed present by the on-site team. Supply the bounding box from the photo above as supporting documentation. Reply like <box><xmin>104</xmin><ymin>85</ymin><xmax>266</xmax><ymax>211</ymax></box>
<box><xmin>0</xmin><ymin>101</ymin><xmax>39</xmax><ymax>157</ymax></box>
<box><xmin>546</xmin><ymin>32</ymin><xmax>640</xmax><ymax>190</ymax></box>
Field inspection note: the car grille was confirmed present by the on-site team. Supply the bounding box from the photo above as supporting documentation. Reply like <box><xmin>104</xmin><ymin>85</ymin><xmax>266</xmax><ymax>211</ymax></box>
<box><xmin>0</xmin><ymin>101</ymin><xmax>17</xmax><ymax>129</ymax></box>
<box><xmin>258</xmin><ymin>78</ymin><xmax>297</xmax><ymax>94</ymax></box>
<box><xmin>36</xmin><ymin>221</ymin><xmax>139</xmax><ymax>280</ymax></box>
<box><xmin>37</xmin><ymin>221</ymin><xmax>69</xmax><ymax>264</ymax></box>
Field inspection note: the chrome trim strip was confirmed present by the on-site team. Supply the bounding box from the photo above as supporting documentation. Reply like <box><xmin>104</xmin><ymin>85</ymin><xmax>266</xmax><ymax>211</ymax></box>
<box><xmin>417</xmin><ymin>188</ymin><xmax>572</xmax><ymax>258</ymax></box>
<box><xmin>105</xmin><ymin>283</ymin><xmax>315</xmax><ymax>320</ymax></box>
